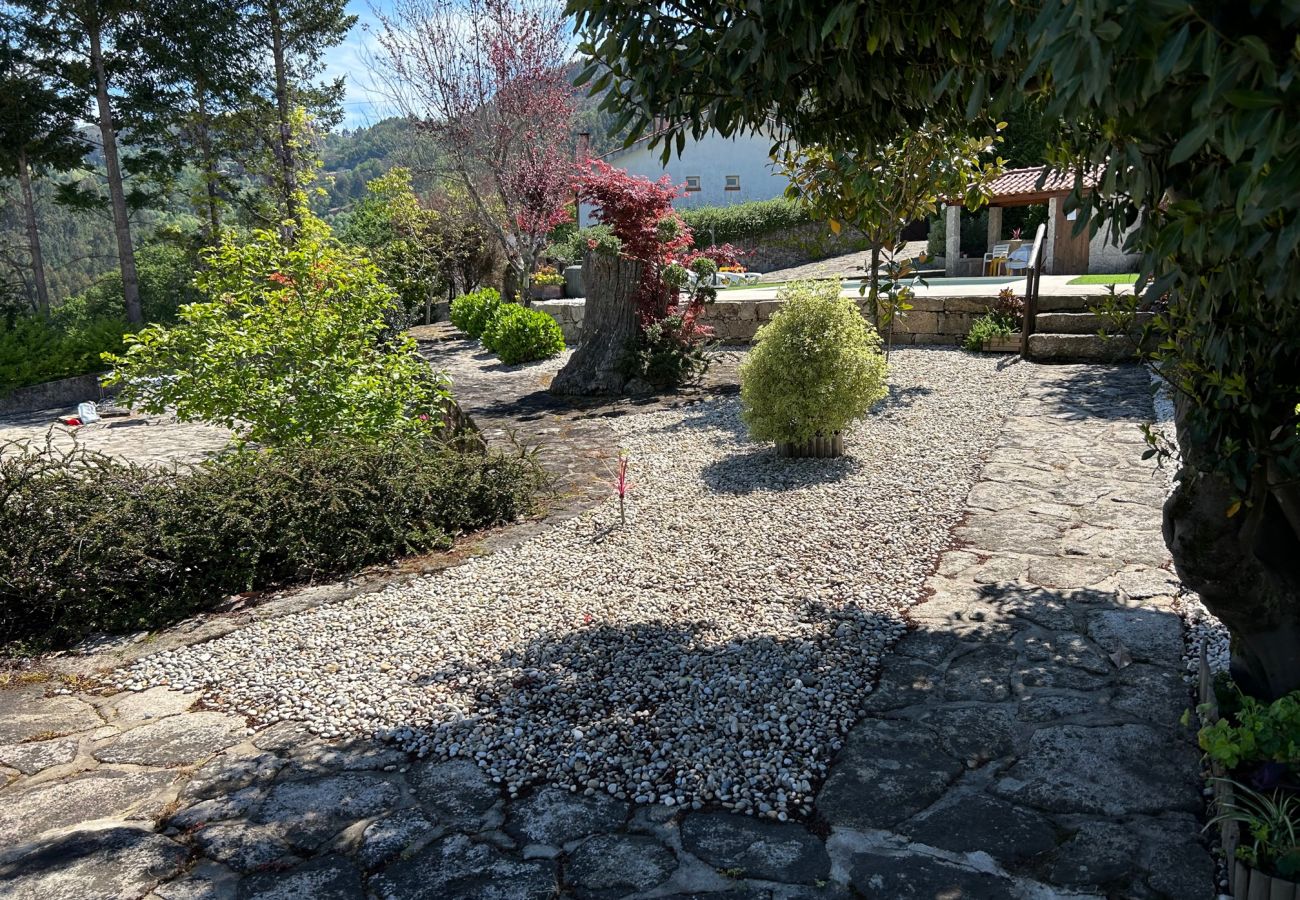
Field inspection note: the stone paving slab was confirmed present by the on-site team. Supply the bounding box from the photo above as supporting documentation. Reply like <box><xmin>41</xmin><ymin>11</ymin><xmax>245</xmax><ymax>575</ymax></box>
<box><xmin>0</xmin><ymin>358</ymin><xmax>1212</xmax><ymax>899</ymax></box>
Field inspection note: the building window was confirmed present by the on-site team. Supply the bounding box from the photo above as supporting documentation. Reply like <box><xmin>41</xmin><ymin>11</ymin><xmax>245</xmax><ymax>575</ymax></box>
<box><xmin>725</xmin><ymin>175</ymin><xmax>741</xmax><ymax>191</ymax></box>
<box><xmin>684</xmin><ymin>176</ymin><xmax>701</xmax><ymax>192</ymax></box>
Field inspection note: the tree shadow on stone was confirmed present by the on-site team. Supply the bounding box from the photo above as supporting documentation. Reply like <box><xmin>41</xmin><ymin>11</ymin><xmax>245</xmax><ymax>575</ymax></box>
<box><xmin>1031</xmin><ymin>364</ymin><xmax>1152</xmax><ymax>422</ymax></box>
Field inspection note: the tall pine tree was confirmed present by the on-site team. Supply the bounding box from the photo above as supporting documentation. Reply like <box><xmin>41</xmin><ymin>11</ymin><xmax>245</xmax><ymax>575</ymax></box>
<box><xmin>0</xmin><ymin>13</ymin><xmax>90</xmax><ymax>316</ymax></box>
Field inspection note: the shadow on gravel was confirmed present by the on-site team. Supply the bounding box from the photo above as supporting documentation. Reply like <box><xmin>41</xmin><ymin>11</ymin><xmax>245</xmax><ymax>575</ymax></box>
<box><xmin>0</xmin><ymin>585</ymin><xmax>1210</xmax><ymax>900</ymax></box>
<box><xmin>698</xmin><ymin>448</ymin><xmax>857</xmax><ymax>494</ymax></box>
<box><xmin>871</xmin><ymin>383</ymin><xmax>935</xmax><ymax>413</ymax></box>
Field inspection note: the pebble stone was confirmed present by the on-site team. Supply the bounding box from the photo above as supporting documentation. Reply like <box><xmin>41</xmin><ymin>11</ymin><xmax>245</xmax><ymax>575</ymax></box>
<box><xmin>113</xmin><ymin>350</ymin><xmax>1027</xmax><ymax>819</ymax></box>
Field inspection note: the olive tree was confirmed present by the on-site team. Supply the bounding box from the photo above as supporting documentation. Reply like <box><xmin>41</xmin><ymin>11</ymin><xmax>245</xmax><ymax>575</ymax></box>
<box><xmin>568</xmin><ymin>0</ymin><xmax>1300</xmax><ymax>699</ymax></box>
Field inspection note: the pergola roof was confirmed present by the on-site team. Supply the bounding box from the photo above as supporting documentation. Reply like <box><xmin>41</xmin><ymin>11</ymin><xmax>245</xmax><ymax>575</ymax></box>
<box><xmin>980</xmin><ymin>166</ymin><xmax>1101</xmax><ymax>207</ymax></box>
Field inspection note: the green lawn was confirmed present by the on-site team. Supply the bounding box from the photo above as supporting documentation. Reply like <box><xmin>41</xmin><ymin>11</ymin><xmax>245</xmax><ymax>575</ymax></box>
<box><xmin>1067</xmin><ymin>273</ymin><xmax>1140</xmax><ymax>285</ymax></box>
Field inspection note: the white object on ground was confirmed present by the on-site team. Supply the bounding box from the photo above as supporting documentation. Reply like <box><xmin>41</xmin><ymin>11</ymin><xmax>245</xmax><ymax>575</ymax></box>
<box><xmin>76</xmin><ymin>401</ymin><xmax>101</xmax><ymax>424</ymax></box>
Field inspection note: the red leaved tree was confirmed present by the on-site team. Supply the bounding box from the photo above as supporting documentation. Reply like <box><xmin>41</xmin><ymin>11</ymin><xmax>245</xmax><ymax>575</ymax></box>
<box><xmin>551</xmin><ymin>160</ymin><xmax>716</xmax><ymax>395</ymax></box>
<box><xmin>372</xmin><ymin>0</ymin><xmax>574</xmax><ymax>300</ymax></box>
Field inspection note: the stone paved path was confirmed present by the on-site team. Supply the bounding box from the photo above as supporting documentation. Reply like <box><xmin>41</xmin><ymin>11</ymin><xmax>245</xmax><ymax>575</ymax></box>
<box><xmin>0</xmin><ymin>409</ymin><xmax>231</xmax><ymax>468</ymax></box>
<box><xmin>0</xmin><ymin>361</ymin><xmax>1211</xmax><ymax>899</ymax></box>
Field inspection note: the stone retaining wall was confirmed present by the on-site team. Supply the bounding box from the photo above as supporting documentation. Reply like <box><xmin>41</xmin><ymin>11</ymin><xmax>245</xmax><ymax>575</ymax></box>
<box><xmin>535</xmin><ymin>295</ymin><xmax>996</xmax><ymax>347</ymax></box>
<box><xmin>0</xmin><ymin>372</ymin><xmax>118</xmax><ymax>415</ymax></box>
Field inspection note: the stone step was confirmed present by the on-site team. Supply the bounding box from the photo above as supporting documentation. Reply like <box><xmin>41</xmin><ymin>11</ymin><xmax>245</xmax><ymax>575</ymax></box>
<box><xmin>1034</xmin><ymin>311</ymin><xmax>1153</xmax><ymax>334</ymax></box>
<box><xmin>1033</xmin><ymin>295</ymin><xmax>1100</xmax><ymax>313</ymax></box>
<box><xmin>1027</xmin><ymin>333</ymin><xmax>1139</xmax><ymax>363</ymax></box>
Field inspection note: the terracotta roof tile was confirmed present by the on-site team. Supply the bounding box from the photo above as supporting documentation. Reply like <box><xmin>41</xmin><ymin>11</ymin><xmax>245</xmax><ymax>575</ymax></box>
<box><xmin>987</xmin><ymin>166</ymin><xmax>1100</xmax><ymax>199</ymax></box>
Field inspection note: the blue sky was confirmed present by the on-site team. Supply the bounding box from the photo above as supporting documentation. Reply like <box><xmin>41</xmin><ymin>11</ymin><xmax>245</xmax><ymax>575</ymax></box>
<box><xmin>323</xmin><ymin>1</ymin><xmax>400</xmax><ymax>128</ymax></box>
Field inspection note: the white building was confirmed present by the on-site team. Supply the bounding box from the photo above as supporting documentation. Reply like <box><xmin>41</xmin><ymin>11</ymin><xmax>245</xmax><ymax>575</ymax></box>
<box><xmin>582</xmin><ymin>128</ymin><xmax>790</xmax><ymax>222</ymax></box>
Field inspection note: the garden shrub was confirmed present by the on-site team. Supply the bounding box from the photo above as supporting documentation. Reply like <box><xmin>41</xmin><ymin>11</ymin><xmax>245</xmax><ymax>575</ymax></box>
<box><xmin>739</xmin><ymin>280</ymin><xmax>887</xmax><ymax>444</ymax></box>
<box><xmin>0</xmin><ymin>314</ymin><xmax>129</xmax><ymax>395</ymax></box>
<box><xmin>962</xmin><ymin>313</ymin><xmax>1018</xmax><ymax>351</ymax></box>
<box><xmin>0</xmin><ymin>435</ymin><xmax>543</xmax><ymax>651</ymax></box>
<box><xmin>620</xmin><ymin>312</ymin><xmax>714</xmax><ymax>389</ymax></box>
<box><xmin>104</xmin><ymin>213</ymin><xmax>446</xmax><ymax>447</ymax></box>
<box><xmin>480</xmin><ymin>304</ymin><xmax>566</xmax><ymax>364</ymax></box>
<box><xmin>450</xmin><ymin>287</ymin><xmax>503</xmax><ymax>339</ymax></box>
<box><xmin>680</xmin><ymin>198</ymin><xmax>810</xmax><ymax>243</ymax></box>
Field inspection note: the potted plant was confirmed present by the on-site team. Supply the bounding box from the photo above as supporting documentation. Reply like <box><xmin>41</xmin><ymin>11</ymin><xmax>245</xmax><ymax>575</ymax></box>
<box><xmin>739</xmin><ymin>280</ymin><xmax>887</xmax><ymax>458</ymax></box>
<box><xmin>962</xmin><ymin>287</ymin><xmax>1024</xmax><ymax>353</ymax></box>
<box><xmin>529</xmin><ymin>265</ymin><xmax>565</xmax><ymax>299</ymax></box>
<box><xmin>1197</xmin><ymin>664</ymin><xmax>1300</xmax><ymax>899</ymax></box>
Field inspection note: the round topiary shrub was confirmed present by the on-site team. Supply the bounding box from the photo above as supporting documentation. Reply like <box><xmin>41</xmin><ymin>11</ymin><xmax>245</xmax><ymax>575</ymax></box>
<box><xmin>739</xmin><ymin>280</ymin><xmax>888</xmax><ymax>452</ymax></box>
<box><xmin>481</xmin><ymin>303</ymin><xmax>566</xmax><ymax>365</ymax></box>
<box><xmin>450</xmin><ymin>287</ymin><xmax>503</xmax><ymax>339</ymax></box>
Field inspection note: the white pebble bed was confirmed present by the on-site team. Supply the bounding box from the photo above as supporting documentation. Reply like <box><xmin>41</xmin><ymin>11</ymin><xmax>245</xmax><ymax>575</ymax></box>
<box><xmin>116</xmin><ymin>349</ymin><xmax>1029</xmax><ymax>819</ymax></box>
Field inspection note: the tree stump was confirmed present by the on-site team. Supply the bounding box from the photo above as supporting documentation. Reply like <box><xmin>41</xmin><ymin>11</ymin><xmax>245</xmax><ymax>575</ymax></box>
<box><xmin>550</xmin><ymin>252</ymin><xmax>643</xmax><ymax>396</ymax></box>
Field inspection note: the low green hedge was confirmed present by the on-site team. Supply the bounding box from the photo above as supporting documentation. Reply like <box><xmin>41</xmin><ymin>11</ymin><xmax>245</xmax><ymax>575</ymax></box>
<box><xmin>0</xmin><ymin>315</ymin><xmax>128</xmax><ymax>395</ymax></box>
<box><xmin>450</xmin><ymin>287</ymin><xmax>503</xmax><ymax>339</ymax></box>
<box><xmin>0</xmin><ymin>435</ymin><xmax>542</xmax><ymax>650</ymax></box>
<box><xmin>679</xmin><ymin>198</ymin><xmax>811</xmax><ymax>244</ymax></box>
<box><xmin>481</xmin><ymin>304</ymin><xmax>566</xmax><ymax>364</ymax></box>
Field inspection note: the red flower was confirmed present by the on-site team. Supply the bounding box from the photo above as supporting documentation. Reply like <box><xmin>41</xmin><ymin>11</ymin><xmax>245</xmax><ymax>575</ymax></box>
<box><xmin>268</xmin><ymin>272</ymin><xmax>293</xmax><ymax>286</ymax></box>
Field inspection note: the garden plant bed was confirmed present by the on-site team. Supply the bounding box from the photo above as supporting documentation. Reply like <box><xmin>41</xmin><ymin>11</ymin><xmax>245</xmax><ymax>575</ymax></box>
<box><xmin>113</xmin><ymin>348</ymin><xmax>1029</xmax><ymax>821</ymax></box>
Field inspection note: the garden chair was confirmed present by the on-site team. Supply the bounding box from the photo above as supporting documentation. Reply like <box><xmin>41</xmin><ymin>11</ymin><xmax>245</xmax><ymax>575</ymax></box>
<box><xmin>983</xmin><ymin>242</ymin><xmax>1012</xmax><ymax>276</ymax></box>
<box><xmin>1004</xmin><ymin>245</ymin><xmax>1033</xmax><ymax>275</ymax></box>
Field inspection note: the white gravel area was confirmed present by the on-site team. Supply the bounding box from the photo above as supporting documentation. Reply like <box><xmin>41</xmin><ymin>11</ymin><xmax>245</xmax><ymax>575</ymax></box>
<box><xmin>116</xmin><ymin>348</ymin><xmax>1030</xmax><ymax>820</ymax></box>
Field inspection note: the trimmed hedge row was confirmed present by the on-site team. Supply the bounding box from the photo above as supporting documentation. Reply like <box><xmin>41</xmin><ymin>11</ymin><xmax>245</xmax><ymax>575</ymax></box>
<box><xmin>450</xmin><ymin>288</ymin><xmax>565</xmax><ymax>364</ymax></box>
<box><xmin>679</xmin><ymin>198</ymin><xmax>811</xmax><ymax>244</ymax></box>
<box><xmin>0</xmin><ymin>436</ymin><xmax>542</xmax><ymax>650</ymax></box>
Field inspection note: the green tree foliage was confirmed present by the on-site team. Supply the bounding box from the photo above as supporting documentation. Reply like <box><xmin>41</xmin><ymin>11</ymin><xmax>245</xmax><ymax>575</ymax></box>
<box><xmin>340</xmin><ymin>167</ymin><xmax>451</xmax><ymax>325</ymax></box>
<box><xmin>569</xmin><ymin>0</ymin><xmax>1300</xmax><ymax>700</ymax></box>
<box><xmin>0</xmin><ymin>13</ymin><xmax>90</xmax><ymax>316</ymax></box>
<box><xmin>105</xmin><ymin>211</ymin><xmax>447</xmax><ymax>446</ymax></box>
<box><xmin>54</xmin><ymin>240</ymin><xmax>204</xmax><ymax>328</ymax></box>
<box><xmin>739</xmin><ymin>280</ymin><xmax>887</xmax><ymax>446</ymax></box>
<box><xmin>778</xmin><ymin>128</ymin><xmax>1002</xmax><ymax>304</ymax></box>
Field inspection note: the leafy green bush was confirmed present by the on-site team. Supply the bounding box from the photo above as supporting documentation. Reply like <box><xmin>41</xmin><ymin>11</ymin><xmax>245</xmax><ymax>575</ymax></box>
<box><xmin>450</xmin><ymin>287</ymin><xmax>504</xmax><ymax>339</ymax></box>
<box><xmin>1200</xmin><ymin>690</ymin><xmax>1300</xmax><ymax>771</ymax></box>
<box><xmin>962</xmin><ymin>312</ymin><xmax>1018</xmax><ymax>352</ymax></box>
<box><xmin>739</xmin><ymin>280</ymin><xmax>887</xmax><ymax>444</ymax></box>
<box><xmin>621</xmin><ymin>313</ymin><xmax>714</xmax><ymax>389</ymax></box>
<box><xmin>680</xmin><ymin>198</ymin><xmax>810</xmax><ymax>243</ymax></box>
<box><xmin>0</xmin><ymin>435</ymin><xmax>542</xmax><ymax>650</ymax></box>
<box><xmin>104</xmin><ymin>213</ymin><xmax>446</xmax><ymax>447</ymax></box>
<box><xmin>481</xmin><ymin>304</ymin><xmax>566</xmax><ymax>365</ymax></box>
<box><xmin>54</xmin><ymin>242</ymin><xmax>203</xmax><ymax>330</ymax></box>
<box><xmin>545</xmin><ymin>224</ymin><xmax>620</xmax><ymax>266</ymax></box>
<box><xmin>0</xmin><ymin>315</ymin><xmax>129</xmax><ymax>395</ymax></box>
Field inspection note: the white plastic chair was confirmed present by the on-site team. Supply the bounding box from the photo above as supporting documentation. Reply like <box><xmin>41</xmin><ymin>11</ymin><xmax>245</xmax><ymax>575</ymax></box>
<box><xmin>983</xmin><ymin>242</ymin><xmax>1012</xmax><ymax>276</ymax></box>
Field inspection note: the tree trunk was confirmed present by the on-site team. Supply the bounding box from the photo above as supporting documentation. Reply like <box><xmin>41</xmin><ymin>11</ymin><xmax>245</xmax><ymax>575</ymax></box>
<box><xmin>195</xmin><ymin>87</ymin><xmax>222</xmax><ymax>245</ymax></box>
<box><xmin>89</xmin><ymin>22</ymin><xmax>142</xmax><ymax>324</ymax></box>
<box><xmin>867</xmin><ymin>243</ymin><xmax>882</xmax><ymax>328</ymax></box>
<box><xmin>16</xmin><ymin>150</ymin><xmax>50</xmax><ymax>318</ymax></box>
<box><xmin>268</xmin><ymin>0</ymin><xmax>297</xmax><ymax>233</ymax></box>
<box><xmin>1164</xmin><ymin>393</ymin><xmax>1300</xmax><ymax>700</ymax></box>
<box><xmin>550</xmin><ymin>252</ymin><xmax>642</xmax><ymax>396</ymax></box>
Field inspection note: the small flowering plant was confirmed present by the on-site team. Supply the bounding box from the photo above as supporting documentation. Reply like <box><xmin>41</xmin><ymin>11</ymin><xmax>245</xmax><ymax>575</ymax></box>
<box><xmin>612</xmin><ymin>450</ymin><xmax>632</xmax><ymax>525</ymax></box>
<box><xmin>530</xmin><ymin>265</ymin><xmax>566</xmax><ymax>287</ymax></box>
